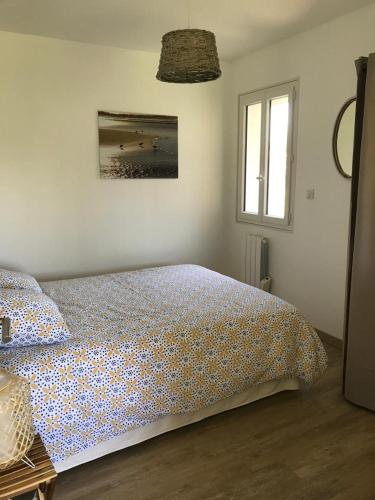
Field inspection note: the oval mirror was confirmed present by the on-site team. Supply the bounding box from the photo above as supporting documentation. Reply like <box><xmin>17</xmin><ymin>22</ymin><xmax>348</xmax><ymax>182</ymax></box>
<box><xmin>333</xmin><ymin>97</ymin><xmax>356</xmax><ymax>179</ymax></box>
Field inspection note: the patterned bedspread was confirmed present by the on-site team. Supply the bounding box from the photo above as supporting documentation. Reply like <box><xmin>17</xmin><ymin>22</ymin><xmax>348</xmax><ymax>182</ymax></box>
<box><xmin>0</xmin><ymin>265</ymin><xmax>327</xmax><ymax>464</ymax></box>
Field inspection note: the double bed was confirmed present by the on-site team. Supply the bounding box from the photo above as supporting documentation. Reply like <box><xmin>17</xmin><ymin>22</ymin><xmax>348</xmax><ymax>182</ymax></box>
<box><xmin>0</xmin><ymin>265</ymin><xmax>327</xmax><ymax>472</ymax></box>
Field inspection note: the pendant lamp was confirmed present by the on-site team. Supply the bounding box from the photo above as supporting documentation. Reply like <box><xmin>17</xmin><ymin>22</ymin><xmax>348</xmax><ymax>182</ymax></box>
<box><xmin>156</xmin><ymin>4</ymin><xmax>221</xmax><ymax>83</ymax></box>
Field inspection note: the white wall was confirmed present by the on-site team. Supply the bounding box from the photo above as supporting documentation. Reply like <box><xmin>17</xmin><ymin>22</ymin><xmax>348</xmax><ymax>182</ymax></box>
<box><xmin>0</xmin><ymin>31</ymin><xmax>227</xmax><ymax>280</ymax></box>
<box><xmin>223</xmin><ymin>3</ymin><xmax>375</xmax><ymax>339</ymax></box>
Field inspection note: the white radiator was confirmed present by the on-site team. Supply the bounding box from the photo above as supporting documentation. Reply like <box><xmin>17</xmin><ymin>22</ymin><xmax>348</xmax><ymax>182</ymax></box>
<box><xmin>243</xmin><ymin>234</ymin><xmax>271</xmax><ymax>291</ymax></box>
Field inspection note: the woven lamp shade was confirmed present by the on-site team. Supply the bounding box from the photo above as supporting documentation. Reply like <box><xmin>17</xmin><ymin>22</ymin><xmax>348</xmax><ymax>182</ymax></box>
<box><xmin>157</xmin><ymin>29</ymin><xmax>221</xmax><ymax>83</ymax></box>
<box><xmin>0</xmin><ymin>369</ymin><xmax>34</xmax><ymax>470</ymax></box>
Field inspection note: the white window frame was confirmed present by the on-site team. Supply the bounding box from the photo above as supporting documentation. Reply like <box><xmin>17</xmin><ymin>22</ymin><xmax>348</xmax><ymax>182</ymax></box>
<box><xmin>237</xmin><ymin>79</ymin><xmax>299</xmax><ymax>230</ymax></box>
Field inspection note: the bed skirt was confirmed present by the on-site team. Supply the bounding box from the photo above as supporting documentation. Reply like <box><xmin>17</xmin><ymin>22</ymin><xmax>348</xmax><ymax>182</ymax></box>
<box><xmin>55</xmin><ymin>377</ymin><xmax>299</xmax><ymax>472</ymax></box>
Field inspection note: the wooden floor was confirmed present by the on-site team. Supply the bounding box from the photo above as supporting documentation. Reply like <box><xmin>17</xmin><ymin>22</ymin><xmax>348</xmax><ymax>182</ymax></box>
<box><xmin>55</xmin><ymin>344</ymin><xmax>375</xmax><ymax>500</ymax></box>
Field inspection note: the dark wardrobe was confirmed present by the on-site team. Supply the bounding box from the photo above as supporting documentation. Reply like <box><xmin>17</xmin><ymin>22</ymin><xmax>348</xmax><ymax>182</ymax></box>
<box><xmin>344</xmin><ymin>53</ymin><xmax>375</xmax><ymax>411</ymax></box>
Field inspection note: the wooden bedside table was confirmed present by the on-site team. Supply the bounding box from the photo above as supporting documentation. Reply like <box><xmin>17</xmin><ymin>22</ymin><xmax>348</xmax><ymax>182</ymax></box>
<box><xmin>0</xmin><ymin>435</ymin><xmax>57</xmax><ymax>500</ymax></box>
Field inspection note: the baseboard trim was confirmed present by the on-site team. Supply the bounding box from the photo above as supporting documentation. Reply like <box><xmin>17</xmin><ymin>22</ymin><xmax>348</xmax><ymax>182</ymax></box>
<box><xmin>316</xmin><ymin>329</ymin><xmax>343</xmax><ymax>349</ymax></box>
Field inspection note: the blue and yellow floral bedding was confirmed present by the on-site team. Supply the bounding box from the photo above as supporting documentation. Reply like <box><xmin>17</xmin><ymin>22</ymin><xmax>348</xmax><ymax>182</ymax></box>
<box><xmin>0</xmin><ymin>265</ymin><xmax>327</xmax><ymax>465</ymax></box>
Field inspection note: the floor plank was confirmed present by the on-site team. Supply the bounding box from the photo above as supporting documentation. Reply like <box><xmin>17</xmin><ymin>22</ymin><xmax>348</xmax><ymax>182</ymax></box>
<box><xmin>55</xmin><ymin>344</ymin><xmax>375</xmax><ymax>499</ymax></box>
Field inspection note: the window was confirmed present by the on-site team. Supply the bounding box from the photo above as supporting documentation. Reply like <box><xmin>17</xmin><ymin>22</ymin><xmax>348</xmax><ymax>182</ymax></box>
<box><xmin>237</xmin><ymin>80</ymin><xmax>298</xmax><ymax>229</ymax></box>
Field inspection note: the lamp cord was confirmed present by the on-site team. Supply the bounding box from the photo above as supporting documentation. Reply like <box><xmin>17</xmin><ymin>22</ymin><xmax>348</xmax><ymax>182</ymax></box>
<box><xmin>187</xmin><ymin>0</ymin><xmax>191</xmax><ymax>29</ymax></box>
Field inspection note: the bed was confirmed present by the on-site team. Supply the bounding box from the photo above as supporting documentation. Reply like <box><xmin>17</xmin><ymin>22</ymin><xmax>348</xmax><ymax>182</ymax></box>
<box><xmin>0</xmin><ymin>265</ymin><xmax>327</xmax><ymax>472</ymax></box>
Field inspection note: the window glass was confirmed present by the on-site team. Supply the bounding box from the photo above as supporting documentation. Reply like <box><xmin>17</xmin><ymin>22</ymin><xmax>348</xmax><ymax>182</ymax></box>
<box><xmin>244</xmin><ymin>102</ymin><xmax>262</xmax><ymax>214</ymax></box>
<box><xmin>265</xmin><ymin>95</ymin><xmax>289</xmax><ymax>219</ymax></box>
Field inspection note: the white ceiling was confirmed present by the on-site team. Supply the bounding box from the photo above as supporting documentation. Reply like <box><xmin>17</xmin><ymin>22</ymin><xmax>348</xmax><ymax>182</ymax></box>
<box><xmin>0</xmin><ymin>0</ymin><xmax>372</xmax><ymax>60</ymax></box>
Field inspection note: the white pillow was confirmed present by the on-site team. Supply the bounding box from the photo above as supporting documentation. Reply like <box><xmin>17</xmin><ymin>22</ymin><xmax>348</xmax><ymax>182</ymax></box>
<box><xmin>0</xmin><ymin>269</ymin><xmax>41</xmax><ymax>293</ymax></box>
<box><xmin>0</xmin><ymin>289</ymin><xmax>70</xmax><ymax>348</ymax></box>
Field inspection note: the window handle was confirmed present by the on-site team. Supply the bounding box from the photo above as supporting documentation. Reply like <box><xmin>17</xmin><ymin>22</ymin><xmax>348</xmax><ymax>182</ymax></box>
<box><xmin>256</xmin><ymin>175</ymin><xmax>264</xmax><ymax>182</ymax></box>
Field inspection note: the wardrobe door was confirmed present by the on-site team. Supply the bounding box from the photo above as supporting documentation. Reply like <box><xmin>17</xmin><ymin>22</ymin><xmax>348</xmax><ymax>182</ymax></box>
<box><xmin>344</xmin><ymin>53</ymin><xmax>375</xmax><ymax>411</ymax></box>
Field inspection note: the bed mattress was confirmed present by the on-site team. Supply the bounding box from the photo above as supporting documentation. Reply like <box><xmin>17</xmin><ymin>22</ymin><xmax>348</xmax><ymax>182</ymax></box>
<box><xmin>56</xmin><ymin>377</ymin><xmax>299</xmax><ymax>472</ymax></box>
<box><xmin>0</xmin><ymin>265</ymin><xmax>327</xmax><ymax>468</ymax></box>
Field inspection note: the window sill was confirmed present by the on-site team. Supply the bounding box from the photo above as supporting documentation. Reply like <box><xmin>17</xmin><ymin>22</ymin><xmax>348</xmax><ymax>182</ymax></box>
<box><xmin>236</xmin><ymin>214</ymin><xmax>293</xmax><ymax>232</ymax></box>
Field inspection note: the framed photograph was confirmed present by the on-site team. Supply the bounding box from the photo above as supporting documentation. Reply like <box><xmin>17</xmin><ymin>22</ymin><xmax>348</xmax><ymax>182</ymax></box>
<box><xmin>98</xmin><ymin>111</ymin><xmax>178</xmax><ymax>178</ymax></box>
